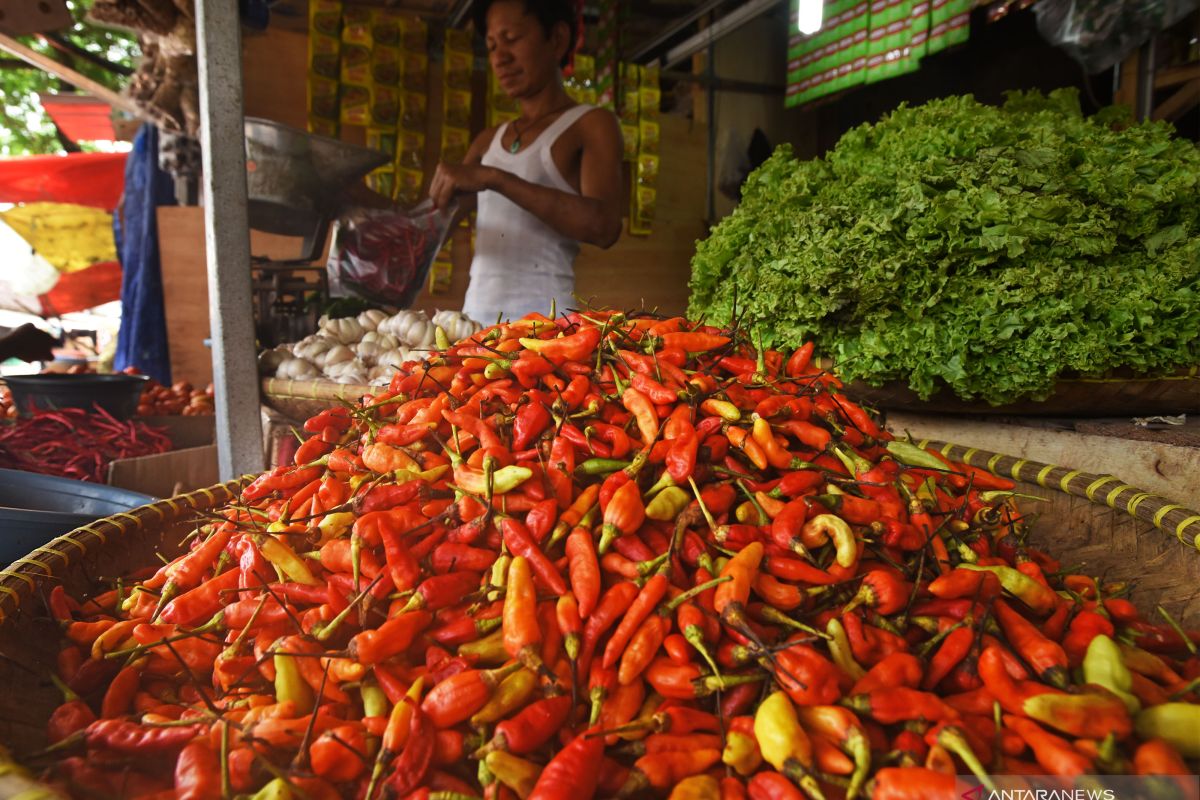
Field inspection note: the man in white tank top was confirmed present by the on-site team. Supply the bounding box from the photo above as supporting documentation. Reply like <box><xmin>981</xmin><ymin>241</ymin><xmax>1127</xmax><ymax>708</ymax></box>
<box><xmin>429</xmin><ymin>0</ymin><xmax>624</xmax><ymax>324</ymax></box>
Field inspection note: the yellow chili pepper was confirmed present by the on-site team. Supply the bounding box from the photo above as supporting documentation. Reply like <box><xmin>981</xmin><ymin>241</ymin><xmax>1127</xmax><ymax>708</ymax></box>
<box><xmin>1134</xmin><ymin>703</ymin><xmax>1200</xmax><ymax>758</ymax></box>
<box><xmin>754</xmin><ymin>691</ymin><xmax>826</xmax><ymax>800</ymax></box>
<box><xmin>258</xmin><ymin>535</ymin><xmax>320</xmax><ymax>586</ymax></box>
<box><xmin>273</xmin><ymin>651</ymin><xmax>314</xmax><ymax>714</ymax></box>
<box><xmin>470</xmin><ymin>668</ymin><xmax>538</xmax><ymax>726</ymax></box>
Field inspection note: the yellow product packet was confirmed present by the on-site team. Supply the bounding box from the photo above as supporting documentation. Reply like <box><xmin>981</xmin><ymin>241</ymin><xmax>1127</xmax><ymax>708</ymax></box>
<box><xmin>620</xmin><ymin>123</ymin><xmax>638</xmax><ymax>161</ymax></box>
<box><xmin>340</xmin><ymin>85</ymin><xmax>371</xmax><ymax>126</ymax></box>
<box><xmin>341</xmin><ymin>7</ymin><xmax>372</xmax><ymax>44</ymax></box>
<box><xmin>307</xmin><ymin>116</ymin><xmax>339</xmax><ymax>138</ymax></box>
<box><xmin>371</xmin><ymin>85</ymin><xmax>401</xmax><ymax>128</ymax></box>
<box><xmin>309</xmin><ymin>33</ymin><xmax>340</xmax><ymax>80</ymax></box>
<box><xmin>441</xmin><ymin>126</ymin><xmax>470</xmax><ymax>163</ymax></box>
<box><xmin>310</xmin><ymin>0</ymin><xmax>341</xmax><ymax>37</ymax></box>
<box><xmin>401</xmin><ymin>91</ymin><xmax>428</xmax><ymax>132</ymax></box>
<box><xmin>404</xmin><ymin>52</ymin><xmax>429</xmax><ymax>92</ymax></box>
<box><xmin>637</xmin><ymin>153</ymin><xmax>659</xmax><ymax>185</ymax></box>
<box><xmin>573</xmin><ymin>53</ymin><xmax>595</xmax><ymax>86</ymax></box>
<box><xmin>308</xmin><ymin>75</ymin><xmax>339</xmax><ymax>119</ymax></box>
<box><xmin>367</xmin><ymin>167</ymin><xmax>395</xmax><ymax>198</ymax></box>
<box><xmin>401</xmin><ymin>15</ymin><xmax>428</xmax><ymax>52</ymax></box>
<box><xmin>372</xmin><ymin>45</ymin><xmax>401</xmax><ymax>86</ymax></box>
<box><xmin>445</xmin><ymin>27</ymin><xmax>473</xmax><ymax>54</ymax></box>
<box><xmin>639</xmin><ymin>86</ymin><xmax>661</xmax><ymax>119</ymax></box>
<box><xmin>642</xmin><ymin>63</ymin><xmax>660</xmax><ymax>88</ymax></box>
<box><xmin>638</xmin><ymin>120</ymin><xmax>660</xmax><ymax>154</ymax></box>
<box><xmin>444</xmin><ymin>50</ymin><xmax>473</xmax><ymax>91</ymax></box>
<box><xmin>444</xmin><ymin>89</ymin><xmax>473</xmax><ymax>129</ymax></box>
<box><xmin>340</xmin><ymin>43</ymin><xmax>372</xmax><ymax>87</ymax></box>
<box><xmin>397</xmin><ymin>131</ymin><xmax>426</xmax><ymax>169</ymax></box>
<box><xmin>371</xmin><ymin>10</ymin><xmax>401</xmax><ymax>48</ymax></box>
<box><xmin>396</xmin><ymin>168</ymin><xmax>425</xmax><ymax>204</ymax></box>
<box><xmin>367</xmin><ymin>127</ymin><xmax>398</xmax><ymax>157</ymax></box>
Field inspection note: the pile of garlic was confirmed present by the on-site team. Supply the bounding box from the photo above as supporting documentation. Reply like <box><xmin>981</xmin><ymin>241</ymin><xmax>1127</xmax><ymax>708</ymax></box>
<box><xmin>259</xmin><ymin>308</ymin><xmax>483</xmax><ymax>386</ymax></box>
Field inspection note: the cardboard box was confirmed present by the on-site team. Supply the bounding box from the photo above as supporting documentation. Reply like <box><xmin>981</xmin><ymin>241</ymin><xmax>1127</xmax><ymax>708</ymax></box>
<box><xmin>106</xmin><ymin>416</ymin><xmax>219</xmax><ymax>498</ymax></box>
<box><xmin>108</xmin><ymin>445</ymin><xmax>220</xmax><ymax>498</ymax></box>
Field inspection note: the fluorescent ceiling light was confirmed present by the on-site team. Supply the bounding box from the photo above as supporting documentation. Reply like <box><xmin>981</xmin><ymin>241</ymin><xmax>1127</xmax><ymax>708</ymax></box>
<box><xmin>796</xmin><ymin>0</ymin><xmax>823</xmax><ymax>34</ymax></box>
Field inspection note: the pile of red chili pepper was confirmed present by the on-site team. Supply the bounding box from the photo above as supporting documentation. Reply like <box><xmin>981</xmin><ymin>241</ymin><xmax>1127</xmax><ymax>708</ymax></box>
<box><xmin>0</xmin><ymin>407</ymin><xmax>172</xmax><ymax>483</ymax></box>
<box><xmin>32</xmin><ymin>312</ymin><xmax>1200</xmax><ymax>800</ymax></box>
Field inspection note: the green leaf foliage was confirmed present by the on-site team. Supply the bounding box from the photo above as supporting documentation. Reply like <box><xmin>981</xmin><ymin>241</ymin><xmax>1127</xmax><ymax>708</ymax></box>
<box><xmin>688</xmin><ymin>90</ymin><xmax>1200</xmax><ymax>404</ymax></box>
<box><xmin>0</xmin><ymin>0</ymin><xmax>137</xmax><ymax>155</ymax></box>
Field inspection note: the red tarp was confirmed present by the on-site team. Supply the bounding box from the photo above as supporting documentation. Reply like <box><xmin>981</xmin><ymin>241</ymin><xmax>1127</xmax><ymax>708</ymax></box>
<box><xmin>0</xmin><ymin>152</ymin><xmax>126</xmax><ymax>210</ymax></box>
<box><xmin>38</xmin><ymin>259</ymin><xmax>123</xmax><ymax>316</ymax></box>
<box><xmin>40</xmin><ymin>96</ymin><xmax>118</xmax><ymax>144</ymax></box>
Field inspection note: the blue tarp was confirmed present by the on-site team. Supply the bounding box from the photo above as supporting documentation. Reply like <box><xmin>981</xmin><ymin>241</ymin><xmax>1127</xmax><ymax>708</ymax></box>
<box><xmin>113</xmin><ymin>124</ymin><xmax>175</xmax><ymax>384</ymax></box>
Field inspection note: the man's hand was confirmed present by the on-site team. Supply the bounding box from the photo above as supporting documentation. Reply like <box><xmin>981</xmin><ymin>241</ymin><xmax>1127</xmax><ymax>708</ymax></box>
<box><xmin>430</xmin><ymin>163</ymin><xmax>499</xmax><ymax>210</ymax></box>
<box><xmin>0</xmin><ymin>324</ymin><xmax>58</xmax><ymax>363</ymax></box>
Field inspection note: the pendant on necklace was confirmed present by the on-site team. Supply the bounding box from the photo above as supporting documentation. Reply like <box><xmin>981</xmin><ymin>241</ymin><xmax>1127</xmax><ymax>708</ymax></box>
<box><xmin>508</xmin><ymin>136</ymin><xmax>521</xmax><ymax>154</ymax></box>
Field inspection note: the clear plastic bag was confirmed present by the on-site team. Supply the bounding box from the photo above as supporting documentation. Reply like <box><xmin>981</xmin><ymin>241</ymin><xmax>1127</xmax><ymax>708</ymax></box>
<box><xmin>1035</xmin><ymin>0</ymin><xmax>1198</xmax><ymax>74</ymax></box>
<box><xmin>327</xmin><ymin>200</ymin><xmax>457</xmax><ymax>308</ymax></box>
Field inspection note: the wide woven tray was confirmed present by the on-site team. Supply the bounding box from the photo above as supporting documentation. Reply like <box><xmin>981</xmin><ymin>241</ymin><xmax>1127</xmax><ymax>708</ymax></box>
<box><xmin>842</xmin><ymin>366</ymin><xmax>1200</xmax><ymax>417</ymax></box>
<box><xmin>0</xmin><ymin>447</ymin><xmax>1197</xmax><ymax>775</ymax></box>
<box><xmin>260</xmin><ymin>377</ymin><xmax>374</xmax><ymax>421</ymax></box>
<box><xmin>0</xmin><ymin>479</ymin><xmax>247</xmax><ymax>769</ymax></box>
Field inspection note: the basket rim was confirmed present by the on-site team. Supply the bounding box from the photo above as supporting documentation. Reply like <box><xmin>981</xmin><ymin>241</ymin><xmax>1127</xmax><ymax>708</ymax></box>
<box><xmin>0</xmin><ymin>477</ymin><xmax>250</xmax><ymax>624</ymax></box>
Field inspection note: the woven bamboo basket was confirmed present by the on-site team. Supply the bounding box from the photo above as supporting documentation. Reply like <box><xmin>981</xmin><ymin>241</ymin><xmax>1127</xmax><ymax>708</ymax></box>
<box><xmin>0</xmin><ymin>445</ymin><xmax>1197</xmax><ymax>785</ymax></box>
<box><xmin>260</xmin><ymin>378</ymin><xmax>374</xmax><ymax>421</ymax></box>
<box><xmin>0</xmin><ymin>479</ymin><xmax>246</xmax><ymax>784</ymax></box>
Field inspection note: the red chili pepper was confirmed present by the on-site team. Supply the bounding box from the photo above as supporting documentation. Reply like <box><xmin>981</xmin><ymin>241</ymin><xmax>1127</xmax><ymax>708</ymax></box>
<box><xmin>852</xmin><ymin>651</ymin><xmax>924</xmax><ymax>694</ymax></box>
<box><xmin>386</xmin><ymin>705</ymin><xmax>436</xmax><ymax>795</ymax></box>
<box><xmin>86</xmin><ymin>718</ymin><xmax>204</xmax><ymax>754</ymax></box>
<box><xmin>512</xmin><ymin>398</ymin><xmax>553</xmax><ymax>450</ymax></box>
<box><xmin>567</xmin><ymin>526</ymin><xmax>602</xmax><ymax>618</ymax></box>
<box><xmin>993</xmin><ymin>598</ymin><xmax>1069</xmax><ymax>687</ymax></box>
<box><xmin>666</xmin><ymin>430</ymin><xmax>700</xmax><ymax>483</ymax></box>
<box><xmin>603</xmin><ymin>573</ymin><xmax>669</xmax><ymax>670</ymax></box>
<box><xmin>660</xmin><ymin>331</ymin><xmax>729</xmax><ymax>353</ymax></box>
<box><xmin>47</xmin><ymin>699</ymin><xmax>96</xmax><ymax>744</ymax></box>
<box><xmin>500</xmin><ymin>517</ymin><xmax>567</xmax><ymax>596</ymax></box>
<box><xmin>599</xmin><ymin>480</ymin><xmax>646</xmax><ymax>554</ymax></box>
<box><xmin>526</xmin><ymin>729</ymin><xmax>604</xmax><ymax>800</ymax></box>
<box><xmin>489</xmin><ymin>694</ymin><xmax>573</xmax><ymax>755</ymax></box>
<box><xmin>350</xmin><ymin>611</ymin><xmax>432</xmax><ymax>665</ymax></box>
<box><xmin>773</xmin><ymin>644</ymin><xmax>845</xmax><ymax>706</ymax></box>
<box><xmin>580</xmin><ymin>581</ymin><xmax>639</xmax><ymax>675</ymax></box>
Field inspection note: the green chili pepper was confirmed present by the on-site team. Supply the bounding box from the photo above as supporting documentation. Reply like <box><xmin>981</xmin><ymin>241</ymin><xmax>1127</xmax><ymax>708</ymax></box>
<box><xmin>577</xmin><ymin>457</ymin><xmax>632</xmax><ymax>475</ymax></box>
<box><xmin>645</xmin><ymin>486</ymin><xmax>690</xmax><ymax>521</ymax></box>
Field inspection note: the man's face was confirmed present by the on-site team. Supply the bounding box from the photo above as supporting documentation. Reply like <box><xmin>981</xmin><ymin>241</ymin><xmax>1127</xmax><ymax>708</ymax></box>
<box><xmin>485</xmin><ymin>1</ymin><xmax>566</xmax><ymax>100</ymax></box>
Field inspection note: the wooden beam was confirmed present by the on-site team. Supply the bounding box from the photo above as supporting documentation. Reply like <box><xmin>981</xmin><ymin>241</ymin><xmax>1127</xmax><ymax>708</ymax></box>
<box><xmin>1155</xmin><ymin>61</ymin><xmax>1200</xmax><ymax>89</ymax></box>
<box><xmin>0</xmin><ymin>31</ymin><xmax>139</xmax><ymax>115</ymax></box>
<box><xmin>1152</xmin><ymin>78</ymin><xmax>1200</xmax><ymax>122</ymax></box>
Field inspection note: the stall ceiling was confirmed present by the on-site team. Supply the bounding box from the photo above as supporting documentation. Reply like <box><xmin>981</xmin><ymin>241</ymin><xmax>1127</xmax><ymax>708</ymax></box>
<box><xmin>0</xmin><ymin>0</ymin><xmax>71</xmax><ymax>36</ymax></box>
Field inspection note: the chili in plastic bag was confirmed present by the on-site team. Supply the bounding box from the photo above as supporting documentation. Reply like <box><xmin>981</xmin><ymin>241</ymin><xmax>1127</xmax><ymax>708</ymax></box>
<box><xmin>327</xmin><ymin>200</ymin><xmax>457</xmax><ymax>308</ymax></box>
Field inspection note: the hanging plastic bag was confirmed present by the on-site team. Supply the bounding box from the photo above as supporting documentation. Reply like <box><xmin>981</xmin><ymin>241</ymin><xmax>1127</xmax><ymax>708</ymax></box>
<box><xmin>327</xmin><ymin>199</ymin><xmax>457</xmax><ymax>308</ymax></box>
<box><xmin>1034</xmin><ymin>0</ymin><xmax>1198</xmax><ymax>74</ymax></box>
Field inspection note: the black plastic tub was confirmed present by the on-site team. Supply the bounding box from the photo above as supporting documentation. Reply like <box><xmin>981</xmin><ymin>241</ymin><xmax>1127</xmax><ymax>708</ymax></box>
<box><xmin>0</xmin><ymin>467</ymin><xmax>155</xmax><ymax>567</ymax></box>
<box><xmin>3</xmin><ymin>373</ymin><xmax>148</xmax><ymax>420</ymax></box>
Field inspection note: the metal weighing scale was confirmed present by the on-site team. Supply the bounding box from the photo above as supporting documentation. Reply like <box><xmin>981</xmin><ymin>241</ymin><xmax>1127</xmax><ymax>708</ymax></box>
<box><xmin>243</xmin><ymin>118</ymin><xmax>391</xmax><ymax>347</ymax></box>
